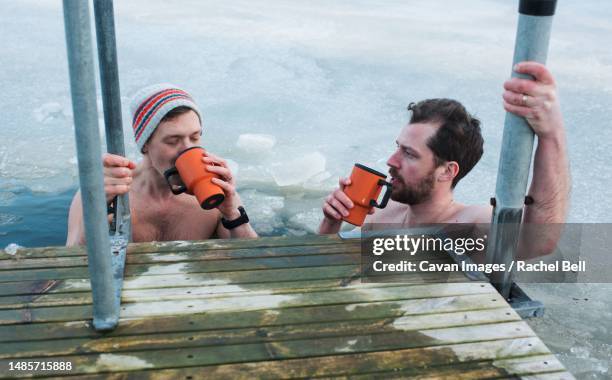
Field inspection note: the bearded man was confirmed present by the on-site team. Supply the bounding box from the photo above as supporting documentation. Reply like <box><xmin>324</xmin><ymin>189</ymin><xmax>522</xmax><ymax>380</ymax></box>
<box><xmin>319</xmin><ymin>62</ymin><xmax>569</xmax><ymax>256</ymax></box>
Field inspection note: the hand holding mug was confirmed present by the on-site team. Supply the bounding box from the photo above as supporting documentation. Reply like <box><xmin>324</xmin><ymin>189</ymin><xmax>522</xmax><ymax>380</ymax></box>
<box><xmin>323</xmin><ymin>164</ymin><xmax>392</xmax><ymax>226</ymax></box>
<box><xmin>163</xmin><ymin>147</ymin><xmax>242</xmax><ymax>219</ymax></box>
<box><xmin>164</xmin><ymin>147</ymin><xmax>225</xmax><ymax>210</ymax></box>
<box><xmin>323</xmin><ymin>177</ymin><xmax>358</xmax><ymax>221</ymax></box>
<box><xmin>202</xmin><ymin>152</ymin><xmax>243</xmax><ymax>219</ymax></box>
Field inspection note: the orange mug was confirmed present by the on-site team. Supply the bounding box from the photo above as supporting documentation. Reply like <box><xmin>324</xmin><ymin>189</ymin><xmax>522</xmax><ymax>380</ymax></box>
<box><xmin>342</xmin><ymin>163</ymin><xmax>392</xmax><ymax>226</ymax></box>
<box><xmin>163</xmin><ymin>147</ymin><xmax>225</xmax><ymax>209</ymax></box>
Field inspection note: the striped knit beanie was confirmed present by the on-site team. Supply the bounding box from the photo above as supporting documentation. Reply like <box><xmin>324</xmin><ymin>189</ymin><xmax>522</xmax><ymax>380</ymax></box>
<box><xmin>130</xmin><ymin>83</ymin><xmax>202</xmax><ymax>152</ymax></box>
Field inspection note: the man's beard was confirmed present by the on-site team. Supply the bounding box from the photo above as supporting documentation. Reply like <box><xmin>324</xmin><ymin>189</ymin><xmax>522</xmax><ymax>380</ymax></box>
<box><xmin>390</xmin><ymin>168</ymin><xmax>436</xmax><ymax>205</ymax></box>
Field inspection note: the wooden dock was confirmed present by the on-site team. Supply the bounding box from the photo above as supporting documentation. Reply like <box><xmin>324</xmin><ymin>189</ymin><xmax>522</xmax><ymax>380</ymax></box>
<box><xmin>0</xmin><ymin>235</ymin><xmax>573</xmax><ymax>379</ymax></box>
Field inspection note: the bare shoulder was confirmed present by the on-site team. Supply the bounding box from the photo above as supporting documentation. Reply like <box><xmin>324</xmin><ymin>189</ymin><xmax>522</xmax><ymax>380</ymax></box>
<box><xmin>453</xmin><ymin>203</ymin><xmax>493</xmax><ymax>223</ymax></box>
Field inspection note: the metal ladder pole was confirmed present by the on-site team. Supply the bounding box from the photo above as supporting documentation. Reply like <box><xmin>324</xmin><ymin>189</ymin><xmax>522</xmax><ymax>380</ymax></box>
<box><xmin>93</xmin><ymin>0</ymin><xmax>130</xmax><ymax>327</ymax></box>
<box><xmin>63</xmin><ymin>0</ymin><xmax>118</xmax><ymax>330</ymax></box>
<box><xmin>486</xmin><ymin>0</ymin><xmax>557</xmax><ymax>300</ymax></box>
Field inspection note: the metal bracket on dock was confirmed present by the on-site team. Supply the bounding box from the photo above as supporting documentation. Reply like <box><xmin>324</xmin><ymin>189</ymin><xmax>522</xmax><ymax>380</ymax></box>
<box><xmin>507</xmin><ymin>282</ymin><xmax>545</xmax><ymax>318</ymax></box>
<box><xmin>110</xmin><ymin>234</ymin><xmax>128</xmax><ymax>314</ymax></box>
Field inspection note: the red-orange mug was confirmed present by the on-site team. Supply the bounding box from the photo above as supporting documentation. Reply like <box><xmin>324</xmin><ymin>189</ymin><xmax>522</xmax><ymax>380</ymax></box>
<box><xmin>163</xmin><ymin>147</ymin><xmax>225</xmax><ymax>210</ymax></box>
<box><xmin>342</xmin><ymin>163</ymin><xmax>392</xmax><ymax>226</ymax></box>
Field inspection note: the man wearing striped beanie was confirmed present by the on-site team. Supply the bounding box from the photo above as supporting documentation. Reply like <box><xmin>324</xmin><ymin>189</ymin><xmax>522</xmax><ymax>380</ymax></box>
<box><xmin>130</xmin><ymin>83</ymin><xmax>202</xmax><ymax>153</ymax></box>
<box><xmin>66</xmin><ymin>84</ymin><xmax>257</xmax><ymax>246</ymax></box>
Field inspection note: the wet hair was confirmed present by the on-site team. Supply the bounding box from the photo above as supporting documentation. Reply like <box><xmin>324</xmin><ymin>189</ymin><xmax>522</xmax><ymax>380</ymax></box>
<box><xmin>407</xmin><ymin>98</ymin><xmax>484</xmax><ymax>188</ymax></box>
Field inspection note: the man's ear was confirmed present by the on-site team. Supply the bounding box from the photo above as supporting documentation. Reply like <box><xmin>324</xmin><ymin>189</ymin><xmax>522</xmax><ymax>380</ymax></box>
<box><xmin>141</xmin><ymin>143</ymin><xmax>148</xmax><ymax>154</ymax></box>
<box><xmin>438</xmin><ymin>161</ymin><xmax>459</xmax><ymax>183</ymax></box>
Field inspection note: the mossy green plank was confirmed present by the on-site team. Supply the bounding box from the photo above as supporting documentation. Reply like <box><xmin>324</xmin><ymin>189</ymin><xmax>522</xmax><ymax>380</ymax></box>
<box><xmin>0</xmin><ymin>308</ymin><xmax>522</xmax><ymax>360</ymax></box>
<box><xmin>0</xmin><ymin>283</ymin><xmax>497</xmax><ymax>325</ymax></box>
<box><xmin>519</xmin><ymin>372</ymin><xmax>576</xmax><ymax>380</ymax></box>
<box><xmin>0</xmin><ymin>265</ymin><xmax>468</xmax><ymax>299</ymax></box>
<box><xmin>127</xmin><ymin>234</ymin><xmax>346</xmax><ymax>254</ymax></box>
<box><xmin>0</xmin><ymin>291</ymin><xmax>501</xmax><ymax>342</ymax></box>
<box><xmin>0</xmin><ymin>265</ymin><xmax>359</xmax><ymax>296</ymax></box>
<box><xmin>112</xmin><ymin>282</ymin><xmax>495</xmax><ymax>319</ymax></box>
<box><xmin>0</xmin><ymin>243</ymin><xmax>370</xmax><ymax>271</ymax></box>
<box><xmin>0</xmin><ymin>253</ymin><xmax>363</xmax><ymax>283</ymax></box>
<box><xmin>0</xmin><ymin>336</ymin><xmax>551</xmax><ymax>378</ymax></box>
<box><xmin>0</xmin><ymin>256</ymin><xmax>89</xmax><ymax>270</ymax></box>
<box><xmin>0</xmin><ymin>253</ymin><xmax>461</xmax><ymax>283</ymax></box>
<box><xmin>0</xmin><ymin>272</ymin><xmax>471</xmax><ymax>310</ymax></box>
<box><xmin>39</xmin><ymin>354</ymin><xmax>569</xmax><ymax>380</ymax></box>
<box><xmin>327</xmin><ymin>354</ymin><xmax>569</xmax><ymax>380</ymax></box>
<box><xmin>0</xmin><ymin>234</ymin><xmax>347</xmax><ymax>261</ymax></box>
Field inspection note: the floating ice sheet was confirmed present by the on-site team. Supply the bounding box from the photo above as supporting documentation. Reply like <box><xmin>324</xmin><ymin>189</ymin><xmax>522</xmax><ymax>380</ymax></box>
<box><xmin>236</xmin><ymin>133</ymin><xmax>276</xmax><ymax>154</ymax></box>
<box><xmin>288</xmin><ymin>207</ymin><xmax>323</xmax><ymax>234</ymax></box>
<box><xmin>269</xmin><ymin>152</ymin><xmax>326</xmax><ymax>187</ymax></box>
<box><xmin>0</xmin><ymin>213</ymin><xmax>21</xmax><ymax>226</ymax></box>
<box><xmin>240</xmin><ymin>189</ymin><xmax>285</xmax><ymax>235</ymax></box>
<box><xmin>3</xmin><ymin>243</ymin><xmax>22</xmax><ymax>256</ymax></box>
<box><xmin>33</xmin><ymin>102</ymin><xmax>66</xmax><ymax>124</ymax></box>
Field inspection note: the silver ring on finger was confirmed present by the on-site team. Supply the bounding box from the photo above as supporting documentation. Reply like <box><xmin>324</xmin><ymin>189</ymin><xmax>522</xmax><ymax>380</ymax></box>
<box><xmin>521</xmin><ymin>94</ymin><xmax>529</xmax><ymax>107</ymax></box>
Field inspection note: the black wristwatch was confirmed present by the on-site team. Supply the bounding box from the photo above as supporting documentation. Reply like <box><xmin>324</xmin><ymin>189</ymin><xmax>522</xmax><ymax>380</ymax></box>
<box><xmin>221</xmin><ymin>206</ymin><xmax>250</xmax><ymax>230</ymax></box>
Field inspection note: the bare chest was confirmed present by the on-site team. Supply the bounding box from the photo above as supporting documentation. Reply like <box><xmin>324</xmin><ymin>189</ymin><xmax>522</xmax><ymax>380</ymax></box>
<box><xmin>129</xmin><ymin>194</ymin><xmax>219</xmax><ymax>242</ymax></box>
<box><xmin>367</xmin><ymin>201</ymin><xmax>469</xmax><ymax>225</ymax></box>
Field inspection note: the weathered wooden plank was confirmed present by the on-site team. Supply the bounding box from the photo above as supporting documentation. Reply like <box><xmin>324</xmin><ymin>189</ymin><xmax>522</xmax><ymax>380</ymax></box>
<box><xmin>0</xmin><ymin>265</ymin><xmax>360</xmax><ymax>296</ymax></box>
<box><xmin>326</xmin><ymin>354</ymin><xmax>569</xmax><ymax>379</ymax></box>
<box><xmin>0</xmin><ymin>244</ymin><xmax>451</xmax><ymax>272</ymax></box>
<box><xmin>0</xmin><ymin>291</ymin><xmax>503</xmax><ymax>343</ymax></box>
<box><xmin>519</xmin><ymin>372</ymin><xmax>576</xmax><ymax>380</ymax></box>
<box><xmin>0</xmin><ymin>308</ymin><xmax>522</xmax><ymax>359</ymax></box>
<box><xmin>0</xmin><ymin>253</ymin><xmax>364</xmax><ymax>282</ymax></box>
<box><xmin>127</xmin><ymin>234</ymin><xmax>348</xmax><ymax>253</ymax></box>
<box><xmin>0</xmin><ymin>243</ymin><xmax>374</xmax><ymax>271</ymax></box>
<box><xmin>0</xmin><ymin>245</ymin><xmax>84</xmax><ymax>260</ymax></box>
<box><xmin>0</xmin><ymin>263</ymin><xmax>470</xmax><ymax>298</ymax></box>
<box><xmin>0</xmin><ymin>261</ymin><xmax>467</xmax><ymax>298</ymax></box>
<box><xmin>0</xmin><ymin>283</ymin><xmax>498</xmax><ymax>325</ymax></box>
<box><xmin>119</xmin><ymin>283</ymin><xmax>500</xmax><ymax>320</ymax></box>
<box><xmin>0</xmin><ymin>336</ymin><xmax>551</xmax><ymax>378</ymax></box>
<box><xmin>38</xmin><ymin>354</ymin><xmax>569</xmax><ymax>380</ymax></box>
<box><xmin>490</xmin><ymin>355</ymin><xmax>571</xmax><ymax>379</ymax></box>
<box><xmin>0</xmin><ymin>253</ymin><xmax>461</xmax><ymax>284</ymax></box>
<box><xmin>0</xmin><ymin>272</ymin><xmax>471</xmax><ymax>310</ymax></box>
<box><xmin>0</xmin><ymin>256</ymin><xmax>89</xmax><ymax>270</ymax></box>
<box><xmin>0</xmin><ymin>234</ymin><xmax>348</xmax><ymax>261</ymax></box>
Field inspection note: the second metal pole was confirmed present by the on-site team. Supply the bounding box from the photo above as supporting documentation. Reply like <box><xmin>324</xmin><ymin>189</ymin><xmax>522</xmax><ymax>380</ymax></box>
<box><xmin>93</xmin><ymin>0</ymin><xmax>130</xmax><ymax>330</ymax></box>
<box><xmin>486</xmin><ymin>0</ymin><xmax>557</xmax><ymax>298</ymax></box>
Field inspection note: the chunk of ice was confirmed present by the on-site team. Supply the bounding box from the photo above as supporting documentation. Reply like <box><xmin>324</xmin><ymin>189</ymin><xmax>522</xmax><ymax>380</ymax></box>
<box><xmin>269</xmin><ymin>152</ymin><xmax>326</xmax><ymax>187</ymax></box>
<box><xmin>240</xmin><ymin>189</ymin><xmax>285</xmax><ymax>235</ymax></box>
<box><xmin>33</xmin><ymin>102</ymin><xmax>65</xmax><ymax>124</ymax></box>
<box><xmin>288</xmin><ymin>208</ymin><xmax>323</xmax><ymax>234</ymax></box>
<box><xmin>0</xmin><ymin>213</ymin><xmax>21</xmax><ymax>226</ymax></box>
<box><xmin>0</xmin><ymin>192</ymin><xmax>16</xmax><ymax>206</ymax></box>
<box><xmin>236</xmin><ymin>134</ymin><xmax>276</xmax><ymax>154</ymax></box>
<box><xmin>3</xmin><ymin>243</ymin><xmax>22</xmax><ymax>256</ymax></box>
<box><xmin>236</xmin><ymin>165</ymin><xmax>274</xmax><ymax>185</ymax></box>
